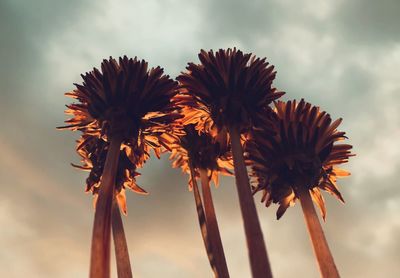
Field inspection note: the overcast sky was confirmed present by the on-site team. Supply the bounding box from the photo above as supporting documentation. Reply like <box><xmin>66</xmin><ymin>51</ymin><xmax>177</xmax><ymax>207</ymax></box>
<box><xmin>1</xmin><ymin>0</ymin><xmax>399</xmax><ymax>277</ymax></box>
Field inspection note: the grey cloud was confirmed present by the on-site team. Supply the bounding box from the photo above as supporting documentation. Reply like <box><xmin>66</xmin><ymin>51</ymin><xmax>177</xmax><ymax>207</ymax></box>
<box><xmin>333</xmin><ymin>0</ymin><xmax>400</xmax><ymax>45</ymax></box>
<box><xmin>1</xmin><ymin>0</ymin><xmax>400</xmax><ymax>277</ymax></box>
<box><xmin>0</xmin><ymin>0</ymin><xmax>93</xmax><ymax>86</ymax></box>
<box><xmin>200</xmin><ymin>0</ymin><xmax>281</xmax><ymax>44</ymax></box>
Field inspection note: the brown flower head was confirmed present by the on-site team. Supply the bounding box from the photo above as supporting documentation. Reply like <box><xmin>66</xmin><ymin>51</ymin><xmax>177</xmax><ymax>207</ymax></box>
<box><xmin>74</xmin><ymin>135</ymin><xmax>148</xmax><ymax>214</ymax></box>
<box><xmin>59</xmin><ymin>56</ymin><xmax>183</xmax><ymax>165</ymax></box>
<box><xmin>177</xmin><ymin>48</ymin><xmax>284</xmax><ymax>135</ymax></box>
<box><xmin>170</xmin><ymin>124</ymin><xmax>233</xmax><ymax>189</ymax></box>
<box><xmin>247</xmin><ymin>99</ymin><xmax>354</xmax><ymax>220</ymax></box>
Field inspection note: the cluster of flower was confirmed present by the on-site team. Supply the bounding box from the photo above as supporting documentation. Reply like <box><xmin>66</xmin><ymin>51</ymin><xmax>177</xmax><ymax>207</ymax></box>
<box><xmin>61</xmin><ymin>49</ymin><xmax>352</xmax><ymax>219</ymax></box>
<box><xmin>60</xmin><ymin>48</ymin><xmax>353</xmax><ymax>278</ymax></box>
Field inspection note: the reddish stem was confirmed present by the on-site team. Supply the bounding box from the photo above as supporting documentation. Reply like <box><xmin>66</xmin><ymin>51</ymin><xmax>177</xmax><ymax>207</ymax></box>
<box><xmin>228</xmin><ymin>125</ymin><xmax>273</xmax><ymax>278</ymax></box>
<box><xmin>112</xmin><ymin>198</ymin><xmax>133</xmax><ymax>278</ymax></box>
<box><xmin>189</xmin><ymin>164</ymin><xmax>218</xmax><ymax>276</ymax></box>
<box><xmin>298</xmin><ymin>187</ymin><xmax>340</xmax><ymax>278</ymax></box>
<box><xmin>89</xmin><ymin>136</ymin><xmax>122</xmax><ymax>278</ymax></box>
<box><xmin>199</xmin><ymin>168</ymin><xmax>230</xmax><ymax>278</ymax></box>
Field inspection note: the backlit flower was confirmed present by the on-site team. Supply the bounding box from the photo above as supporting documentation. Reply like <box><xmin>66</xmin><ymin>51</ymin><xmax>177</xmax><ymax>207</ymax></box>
<box><xmin>247</xmin><ymin>99</ymin><xmax>354</xmax><ymax>219</ymax></box>
<box><xmin>168</xmin><ymin>98</ymin><xmax>233</xmax><ymax>277</ymax></box>
<box><xmin>170</xmin><ymin>124</ymin><xmax>233</xmax><ymax>188</ymax></box>
<box><xmin>59</xmin><ymin>56</ymin><xmax>183</xmax><ymax>277</ymax></box>
<box><xmin>59</xmin><ymin>56</ymin><xmax>183</xmax><ymax>165</ymax></box>
<box><xmin>178</xmin><ymin>49</ymin><xmax>279</xmax><ymax>276</ymax></box>
<box><xmin>177</xmin><ymin>48</ymin><xmax>284</xmax><ymax>134</ymax></box>
<box><xmin>73</xmin><ymin>135</ymin><xmax>148</xmax><ymax>214</ymax></box>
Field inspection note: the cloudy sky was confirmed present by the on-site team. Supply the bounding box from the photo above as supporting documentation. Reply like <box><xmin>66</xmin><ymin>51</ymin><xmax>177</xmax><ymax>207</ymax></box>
<box><xmin>1</xmin><ymin>0</ymin><xmax>399</xmax><ymax>277</ymax></box>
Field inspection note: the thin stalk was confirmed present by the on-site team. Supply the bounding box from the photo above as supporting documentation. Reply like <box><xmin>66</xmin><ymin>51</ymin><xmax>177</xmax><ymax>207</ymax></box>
<box><xmin>298</xmin><ymin>186</ymin><xmax>340</xmax><ymax>278</ymax></box>
<box><xmin>189</xmin><ymin>163</ymin><xmax>218</xmax><ymax>277</ymax></box>
<box><xmin>112</xmin><ymin>197</ymin><xmax>133</xmax><ymax>278</ymax></box>
<box><xmin>199</xmin><ymin>169</ymin><xmax>230</xmax><ymax>278</ymax></box>
<box><xmin>89</xmin><ymin>136</ymin><xmax>122</xmax><ymax>278</ymax></box>
<box><xmin>228</xmin><ymin>125</ymin><xmax>273</xmax><ymax>278</ymax></box>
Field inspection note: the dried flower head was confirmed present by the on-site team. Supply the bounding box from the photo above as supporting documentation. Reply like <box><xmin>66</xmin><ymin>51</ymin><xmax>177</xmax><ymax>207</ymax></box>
<box><xmin>177</xmin><ymin>48</ymin><xmax>284</xmax><ymax>134</ymax></box>
<box><xmin>58</xmin><ymin>56</ymin><xmax>184</xmax><ymax>277</ymax></box>
<box><xmin>59</xmin><ymin>56</ymin><xmax>183</xmax><ymax>164</ymax></box>
<box><xmin>74</xmin><ymin>136</ymin><xmax>148</xmax><ymax>214</ymax></box>
<box><xmin>247</xmin><ymin>99</ymin><xmax>354</xmax><ymax>220</ymax></box>
<box><xmin>178</xmin><ymin>49</ymin><xmax>279</xmax><ymax>276</ymax></box>
<box><xmin>170</xmin><ymin>124</ymin><xmax>233</xmax><ymax>188</ymax></box>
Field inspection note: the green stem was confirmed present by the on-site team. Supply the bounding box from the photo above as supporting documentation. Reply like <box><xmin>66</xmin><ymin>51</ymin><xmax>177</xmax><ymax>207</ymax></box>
<box><xmin>228</xmin><ymin>125</ymin><xmax>273</xmax><ymax>278</ymax></box>
<box><xmin>199</xmin><ymin>168</ymin><xmax>230</xmax><ymax>278</ymax></box>
<box><xmin>112</xmin><ymin>198</ymin><xmax>133</xmax><ymax>278</ymax></box>
<box><xmin>298</xmin><ymin>187</ymin><xmax>340</xmax><ymax>278</ymax></box>
<box><xmin>189</xmin><ymin>163</ymin><xmax>218</xmax><ymax>276</ymax></box>
<box><xmin>89</xmin><ymin>136</ymin><xmax>122</xmax><ymax>278</ymax></box>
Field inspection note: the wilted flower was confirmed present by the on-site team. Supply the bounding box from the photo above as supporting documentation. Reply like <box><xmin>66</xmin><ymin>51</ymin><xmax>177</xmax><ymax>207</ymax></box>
<box><xmin>177</xmin><ymin>48</ymin><xmax>284</xmax><ymax>135</ymax></box>
<box><xmin>169</xmin><ymin>123</ymin><xmax>232</xmax><ymax>277</ymax></box>
<box><xmin>59</xmin><ymin>56</ymin><xmax>182</xmax><ymax>278</ymax></box>
<box><xmin>247</xmin><ymin>99</ymin><xmax>353</xmax><ymax>277</ymax></box>
<box><xmin>170</xmin><ymin>124</ymin><xmax>233</xmax><ymax>187</ymax></box>
<box><xmin>74</xmin><ymin>135</ymin><xmax>148</xmax><ymax>214</ymax></box>
<box><xmin>169</xmin><ymin>93</ymin><xmax>234</xmax><ymax>277</ymax></box>
<box><xmin>178</xmin><ymin>48</ymin><xmax>281</xmax><ymax>277</ymax></box>
<box><xmin>59</xmin><ymin>56</ymin><xmax>184</xmax><ymax>211</ymax></box>
<box><xmin>248</xmin><ymin>99</ymin><xmax>353</xmax><ymax>220</ymax></box>
<box><xmin>59</xmin><ymin>56</ymin><xmax>183</xmax><ymax>163</ymax></box>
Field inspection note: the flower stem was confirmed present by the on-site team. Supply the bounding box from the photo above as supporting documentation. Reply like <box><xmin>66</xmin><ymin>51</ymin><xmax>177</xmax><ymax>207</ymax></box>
<box><xmin>89</xmin><ymin>136</ymin><xmax>122</xmax><ymax>278</ymax></box>
<box><xmin>298</xmin><ymin>186</ymin><xmax>340</xmax><ymax>278</ymax></box>
<box><xmin>228</xmin><ymin>125</ymin><xmax>273</xmax><ymax>278</ymax></box>
<box><xmin>189</xmin><ymin>163</ymin><xmax>218</xmax><ymax>276</ymax></box>
<box><xmin>199</xmin><ymin>168</ymin><xmax>230</xmax><ymax>278</ymax></box>
<box><xmin>112</xmin><ymin>197</ymin><xmax>133</xmax><ymax>278</ymax></box>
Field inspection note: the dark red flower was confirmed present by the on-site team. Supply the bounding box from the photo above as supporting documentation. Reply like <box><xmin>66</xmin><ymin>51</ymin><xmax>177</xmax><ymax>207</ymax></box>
<box><xmin>177</xmin><ymin>48</ymin><xmax>284</xmax><ymax>134</ymax></box>
<box><xmin>247</xmin><ymin>99</ymin><xmax>354</xmax><ymax>220</ymax></box>
<box><xmin>170</xmin><ymin>124</ymin><xmax>233</xmax><ymax>188</ymax></box>
<box><xmin>74</xmin><ymin>135</ymin><xmax>148</xmax><ymax>214</ymax></box>
<box><xmin>59</xmin><ymin>56</ymin><xmax>183</xmax><ymax>165</ymax></box>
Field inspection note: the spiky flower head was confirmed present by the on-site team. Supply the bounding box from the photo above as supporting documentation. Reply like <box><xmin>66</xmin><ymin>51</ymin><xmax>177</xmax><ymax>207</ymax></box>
<box><xmin>74</xmin><ymin>136</ymin><xmax>148</xmax><ymax>214</ymax></box>
<box><xmin>170</xmin><ymin>124</ymin><xmax>233</xmax><ymax>189</ymax></box>
<box><xmin>177</xmin><ymin>48</ymin><xmax>284</xmax><ymax>135</ymax></box>
<box><xmin>247</xmin><ymin>99</ymin><xmax>354</xmax><ymax>220</ymax></box>
<box><xmin>59</xmin><ymin>56</ymin><xmax>183</xmax><ymax>165</ymax></box>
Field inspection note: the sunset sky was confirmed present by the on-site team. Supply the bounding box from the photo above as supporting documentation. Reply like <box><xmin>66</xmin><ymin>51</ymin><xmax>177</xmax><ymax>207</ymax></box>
<box><xmin>1</xmin><ymin>0</ymin><xmax>400</xmax><ymax>277</ymax></box>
